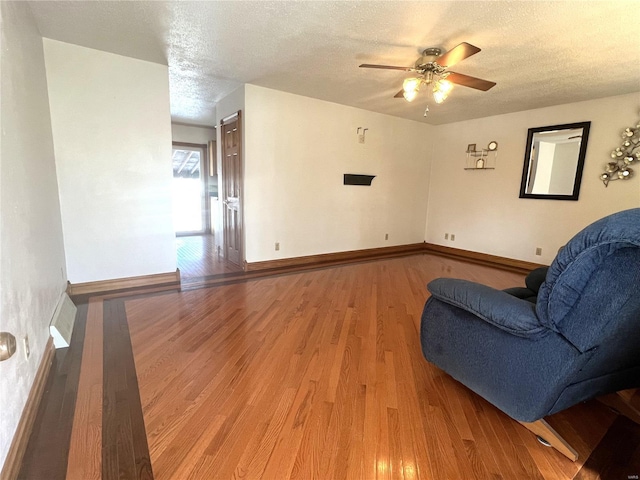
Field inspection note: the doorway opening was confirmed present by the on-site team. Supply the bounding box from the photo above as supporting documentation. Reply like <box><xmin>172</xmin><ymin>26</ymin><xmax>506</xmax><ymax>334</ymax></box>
<box><xmin>172</xmin><ymin>143</ymin><xmax>208</xmax><ymax>235</ymax></box>
<box><xmin>172</xmin><ymin>139</ymin><xmax>242</xmax><ymax>278</ymax></box>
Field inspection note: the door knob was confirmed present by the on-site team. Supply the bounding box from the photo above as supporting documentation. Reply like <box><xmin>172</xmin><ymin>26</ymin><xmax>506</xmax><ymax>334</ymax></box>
<box><xmin>0</xmin><ymin>332</ymin><xmax>17</xmax><ymax>361</ymax></box>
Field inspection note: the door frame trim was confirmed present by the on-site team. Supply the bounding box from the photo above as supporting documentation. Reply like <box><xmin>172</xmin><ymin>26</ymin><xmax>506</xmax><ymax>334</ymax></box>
<box><xmin>220</xmin><ymin>110</ymin><xmax>244</xmax><ymax>269</ymax></box>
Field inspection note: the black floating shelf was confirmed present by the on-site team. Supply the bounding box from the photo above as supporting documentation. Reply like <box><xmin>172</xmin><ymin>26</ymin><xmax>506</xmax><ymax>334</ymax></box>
<box><xmin>344</xmin><ymin>174</ymin><xmax>376</xmax><ymax>186</ymax></box>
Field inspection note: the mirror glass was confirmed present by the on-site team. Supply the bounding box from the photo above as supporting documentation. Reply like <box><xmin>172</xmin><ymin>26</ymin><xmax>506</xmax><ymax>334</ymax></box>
<box><xmin>519</xmin><ymin>122</ymin><xmax>591</xmax><ymax>200</ymax></box>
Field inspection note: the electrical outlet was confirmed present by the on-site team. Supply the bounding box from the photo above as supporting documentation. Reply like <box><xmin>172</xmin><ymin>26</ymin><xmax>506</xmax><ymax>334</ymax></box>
<box><xmin>23</xmin><ymin>335</ymin><xmax>30</xmax><ymax>360</ymax></box>
<box><xmin>444</xmin><ymin>233</ymin><xmax>449</xmax><ymax>240</ymax></box>
<box><xmin>275</xmin><ymin>242</ymin><xmax>280</xmax><ymax>251</ymax></box>
<box><xmin>451</xmin><ymin>234</ymin><xmax>456</xmax><ymax>241</ymax></box>
<box><xmin>535</xmin><ymin>247</ymin><xmax>542</xmax><ymax>256</ymax></box>
<box><xmin>385</xmin><ymin>233</ymin><xmax>389</xmax><ymax>240</ymax></box>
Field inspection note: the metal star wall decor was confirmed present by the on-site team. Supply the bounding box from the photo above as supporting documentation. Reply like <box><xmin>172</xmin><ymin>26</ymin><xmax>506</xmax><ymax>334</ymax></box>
<box><xmin>601</xmin><ymin>112</ymin><xmax>640</xmax><ymax>187</ymax></box>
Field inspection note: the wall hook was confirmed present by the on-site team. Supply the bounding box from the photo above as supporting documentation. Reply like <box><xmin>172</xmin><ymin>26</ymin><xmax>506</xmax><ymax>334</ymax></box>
<box><xmin>357</xmin><ymin>127</ymin><xmax>368</xmax><ymax>144</ymax></box>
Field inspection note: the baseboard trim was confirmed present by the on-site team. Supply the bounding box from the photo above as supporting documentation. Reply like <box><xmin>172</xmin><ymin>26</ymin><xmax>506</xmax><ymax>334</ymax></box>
<box><xmin>245</xmin><ymin>243</ymin><xmax>426</xmax><ymax>272</ymax></box>
<box><xmin>1</xmin><ymin>337</ymin><xmax>55</xmax><ymax>480</ymax></box>
<box><xmin>423</xmin><ymin>243</ymin><xmax>546</xmax><ymax>274</ymax></box>
<box><xmin>67</xmin><ymin>269</ymin><xmax>181</xmax><ymax>296</ymax></box>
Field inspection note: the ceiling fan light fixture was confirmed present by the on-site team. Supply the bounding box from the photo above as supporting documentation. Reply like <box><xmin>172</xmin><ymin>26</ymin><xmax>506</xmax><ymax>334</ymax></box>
<box><xmin>436</xmin><ymin>79</ymin><xmax>453</xmax><ymax>94</ymax></box>
<box><xmin>432</xmin><ymin>91</ymin><xmax>445</xmax><ymax>104</ymax></box>
<box><xmin>402</xmin><ymin>77</ymin><xmax>421</xmax><ymax>102</ymax></box>
<box><xmin>432</xmin><ymin>79</ymin><xmax>453</xmax><ymax>104</ymax></box>
<box><xmin>402</xmin><ymin>77</ymin><xmax>421</xmax><ymax>93</ymax></box>
<box><xmin>403</xmin><ymin>89</ymin><xmax>418</xmax><ymax>102</ymax></box>
<box><xmin>360</xmin><ymin>42</ymin><xmax>495</xmax><ymax>112</ymax></box>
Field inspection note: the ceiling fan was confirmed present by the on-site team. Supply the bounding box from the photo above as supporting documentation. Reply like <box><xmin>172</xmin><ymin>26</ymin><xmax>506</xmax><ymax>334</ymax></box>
<box><xmin>360</xmin><ymin>42</ymin><xmax>495</xmax><ymax>108</ymax></box>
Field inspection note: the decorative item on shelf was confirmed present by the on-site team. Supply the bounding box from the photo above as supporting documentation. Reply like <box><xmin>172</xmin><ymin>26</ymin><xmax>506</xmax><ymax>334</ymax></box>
<box><xmin>600</xmin><ymin>113</ymin><xmax>639</xmax><ymax>187</ymax></box>
<box><xmin>465</xmin><ymin>141</ymin><xmax>498</xmax><ymax>170</ymax></box>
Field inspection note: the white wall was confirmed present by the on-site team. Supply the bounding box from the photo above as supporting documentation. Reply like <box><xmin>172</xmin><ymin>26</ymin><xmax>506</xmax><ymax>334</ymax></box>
<box><xmin>44</xmin><ymin>40</ymin><xmax>177</xmax><ymax>283</ymax></box>
<box><xmin>0</xmin><ymin>3</ymin><xmax>67</xmax><ymax>470</ymax></box>
<box><xmin>531</xmin><ymin>141</ymin><xmax>555</xmax><ymax>194</ymax></box>
<box><xmin>171</xmin><ymin>123</ymin><xmax>216</xmax><ymax>145</ymax></box>
<box><xmin>244</xmin><ymin>85</ymin><xmax>432</xmax><ymax>263</ymax></box>
<box><xmin>548</xmin><ymin>142</ymin><xmax>580</xmax><ymax>194</ymax></box>
<box><xmin>426</xmin><ymin>93</ymin><xmax>640</xmax><ymax>265</ymax></box>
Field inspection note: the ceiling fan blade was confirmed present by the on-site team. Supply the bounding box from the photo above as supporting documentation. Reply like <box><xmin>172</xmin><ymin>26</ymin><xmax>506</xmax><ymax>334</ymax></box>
<box><xmin>394</xmin><ymin>89</ymin><xmax>404</xmax><ymax>98</ymax></box>
<box><xmin>447</xmin><ymin>72</ymin><xmax>496</xmax><ymax>91</ymax></box>
<box><xmin>359</xmin><ymin>64</ymin><xmax>414</xmax><ymax>71</ymax></box>
<box><xmin>436</xmin><ymin>42</ymin><xmax>481</xmax><ymax>68</ymax></box>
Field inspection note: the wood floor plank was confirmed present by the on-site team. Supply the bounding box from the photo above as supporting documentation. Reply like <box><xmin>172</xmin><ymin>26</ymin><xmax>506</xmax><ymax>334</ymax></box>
<box><xmin>21</xmin><ymin>254</ymin><xmax>635</xmax><ymax>480</ymax></box>
<box><xmin>18</xmin><ymin>302</ymin><xmax>89</xmax><ymax>480</ymax></box>
<box><xmin>102</xmin><ymin>299</ymin><xmax>153</xmax><ymax>480</ymax></box>
<box><xmin>244</xmin><ymin>387</ymin><xmax>298</xmax><ymax>479</ymax></box>
<box><xmin>176</xmin><ymin>233</ymin><xmax>241</xmax><ymax>278</ymax></box>
<box><xmin>170</xmin><ymin>414</ymin><xmax>227</xmax><ymax>480</ymax></box>
<box><xmin>119</xmin><ymin>255</ymin><xmax>635</xmax><ymax>479</ymax></box>
<box><xmin>460</xmin><ymin>393</ymin><xmax>506</xmax><ymax>479</ymax></box>
<box><xmin>66</xmin><ymin>298</ymin><xmax>103</xmax><ymax>480</ymax></box>
<box><xmin>573</xmin><ymin>415</ymin><xmax>640</xmax><ymax>480</ymax></box>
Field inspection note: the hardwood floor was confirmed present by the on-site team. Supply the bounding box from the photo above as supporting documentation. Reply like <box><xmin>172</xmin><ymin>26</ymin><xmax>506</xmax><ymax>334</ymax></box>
<box><xmin>18</xmin><ymin>302</ymin><xmax>88</xmax><ymax>480</ymax></box>
<box><xmin>19</xmin><ymin>254</ymin><xmax>637</xmax><ymax>479</ymax></box>
<box><xmin>176</xmin><ymin>234</ymin><xmax>241</xmax><ymax>278</ymax></box>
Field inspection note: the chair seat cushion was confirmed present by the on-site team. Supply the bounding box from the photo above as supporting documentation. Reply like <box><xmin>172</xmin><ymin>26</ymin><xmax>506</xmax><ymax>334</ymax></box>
<box><xmin>428</xmin><ymin>278</ymin><xmax>546</xmax><ymax>337</ymax></box>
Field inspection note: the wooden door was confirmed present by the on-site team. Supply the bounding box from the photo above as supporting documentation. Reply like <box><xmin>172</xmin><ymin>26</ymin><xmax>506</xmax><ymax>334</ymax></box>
<box><xmin>221</xmin><ymin>112</ymin><xmax>243</xmax><ymax>267</ymax></box>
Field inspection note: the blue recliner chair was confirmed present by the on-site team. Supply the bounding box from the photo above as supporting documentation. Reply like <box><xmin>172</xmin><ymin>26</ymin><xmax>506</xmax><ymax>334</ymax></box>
<box><xmin>420</xmin><ymin>208</ymin><xmax>640</xmax><ymax>460</ymax></box>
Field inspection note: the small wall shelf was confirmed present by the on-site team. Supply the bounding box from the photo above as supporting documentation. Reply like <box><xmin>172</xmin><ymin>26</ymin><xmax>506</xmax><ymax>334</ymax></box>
<box><xmin>465</xmin><ymin>141</ymin><xmax>498</xmax><ymax>170</ymax></box>
<box><xmin>344</xmin><ymin>174</ymin><xmax>376</xmax><ymax>186</ymax></box>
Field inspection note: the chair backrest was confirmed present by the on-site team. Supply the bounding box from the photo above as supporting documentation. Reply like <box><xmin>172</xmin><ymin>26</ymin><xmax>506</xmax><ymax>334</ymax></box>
<box><xmin>536</xmin><ymin>208</ymin><xmax>640</xmax><ymax>353</ymax></box>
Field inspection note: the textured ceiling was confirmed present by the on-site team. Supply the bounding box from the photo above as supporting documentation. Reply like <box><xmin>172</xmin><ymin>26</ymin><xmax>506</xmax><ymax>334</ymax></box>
<box><xmin>29</xmin><ymin>1</ymin><xmax>640</xmax><ymax>126</ymax></box>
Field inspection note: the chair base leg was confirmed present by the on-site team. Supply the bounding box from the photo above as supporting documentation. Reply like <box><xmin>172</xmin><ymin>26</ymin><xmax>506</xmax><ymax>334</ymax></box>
<box><xmin>518</xmin><ymin>419</ymin><xmax>579</xmax><ymax>461</ymax></box>
<box><xmin>536</xmin><ymin>435</ymin><xmax>553</xmax><ymax>447</ymax></box>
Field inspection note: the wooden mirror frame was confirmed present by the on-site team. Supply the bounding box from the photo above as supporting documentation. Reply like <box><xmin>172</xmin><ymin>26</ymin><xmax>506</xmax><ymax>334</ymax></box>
<box><xmin>519</xmin><ymin>121</ymin><xmax>591</xmax><ymax>201</ymax></box>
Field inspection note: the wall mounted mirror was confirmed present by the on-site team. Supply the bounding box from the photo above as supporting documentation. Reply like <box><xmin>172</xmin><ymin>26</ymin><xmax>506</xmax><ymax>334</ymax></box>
<box><xmin>519</xmin><ymin>121</ymin><xmax>591</xmax><ymax>200</ymax></box>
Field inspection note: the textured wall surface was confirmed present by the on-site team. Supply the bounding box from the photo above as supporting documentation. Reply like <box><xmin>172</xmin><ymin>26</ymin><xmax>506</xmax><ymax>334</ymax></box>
<box><xmin>171</xmin><ymin>123</ymin><xmax>216</xmax><ymax>145</ymax></box>
<box><xmin>44</xmin><ymin>39</ymin><xmax>177</xmax><ymax>283</ymax></box>
<box><xmin>243</xmin><ymin>85</ymin><xmax>432</xmax><ymax>263</ymax></box>
<box><xmin>0</xmin><ymin>2</ymin><xmax>67</xmax><ymax>470</ymax></box>
<box><xmin>425</xmin><ymin>93</ymin><xmax>640</xmax><ymax>264</ymax></box>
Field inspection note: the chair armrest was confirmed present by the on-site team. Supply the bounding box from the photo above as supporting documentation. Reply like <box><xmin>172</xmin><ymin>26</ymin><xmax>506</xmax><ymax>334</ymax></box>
<box><xmin>427</xmin><ymin>278</ymin><xmax>546</xmax><ymax>337</ymax></box>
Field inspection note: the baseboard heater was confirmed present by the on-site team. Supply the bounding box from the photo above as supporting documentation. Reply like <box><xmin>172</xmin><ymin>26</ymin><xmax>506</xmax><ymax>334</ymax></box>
<box><xmin>50</xmin><ymin>292</ymin><xmax>77</xmax><ymax>348</ymax></box>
